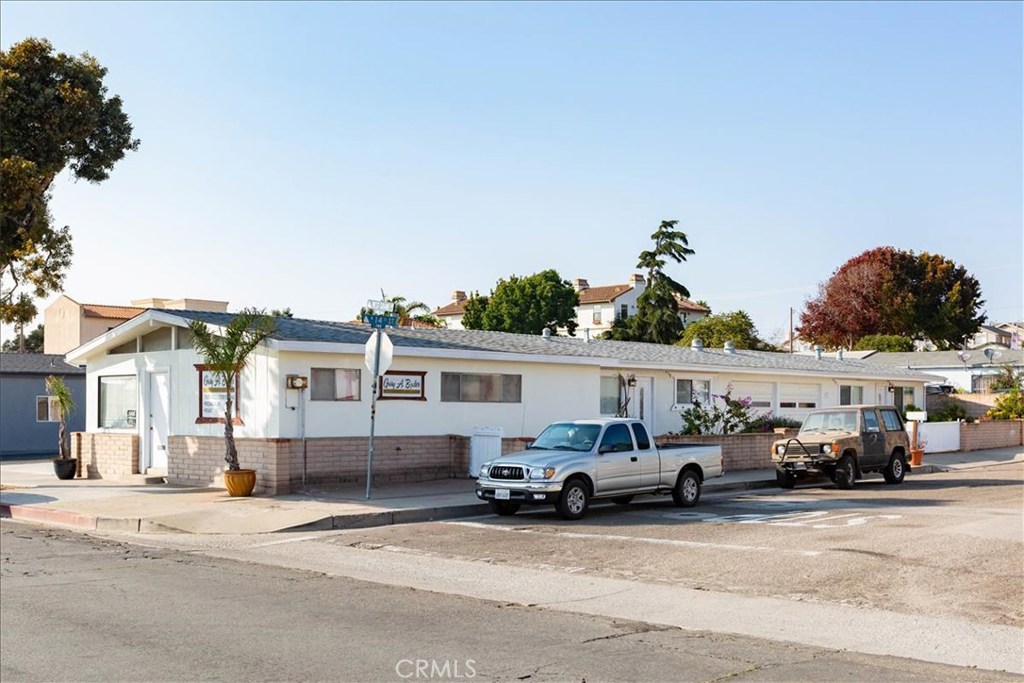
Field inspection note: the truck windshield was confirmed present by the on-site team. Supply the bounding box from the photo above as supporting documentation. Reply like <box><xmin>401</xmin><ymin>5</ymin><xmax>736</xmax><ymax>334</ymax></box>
<box><xmin>530</xmin><ymin>423</ymin><xmax>602</xmax><ymax>451</ymax></box>
<box><xmin>801</xmin><ymin>410</ymin><xmax>858</xmax><ymax>433</ymax></box>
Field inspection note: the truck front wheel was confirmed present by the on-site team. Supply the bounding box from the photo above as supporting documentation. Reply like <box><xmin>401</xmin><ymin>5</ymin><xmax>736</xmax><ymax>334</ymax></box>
<box><xmin>557</xmin><ymin>479</ymin><xmax>590</xmax><ymax>520</ymax></box>
<box><xmin>672</xmin><ymin>470</ymin><xmax>702</xmax><ymax>507</ymax></box>
<box><xmin>776</xmin><ymin>469</ymin><xmax>796</xmax><ymax>489</ymax></box>
<box><xmin>834</xmin><ymin>454</ymin><xmax>856</xmax><ymax>490</ymax></box>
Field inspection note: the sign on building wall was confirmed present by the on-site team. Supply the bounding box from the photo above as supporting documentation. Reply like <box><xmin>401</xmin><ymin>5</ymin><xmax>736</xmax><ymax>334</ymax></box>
<box><xmin>379</xmin><ymin>371</ymin><xmax>426</xmax><ymax>401</ymax></box>
<box><xmin>195</xmin><ymin>365</ymin><xmax>242</xmax><ymax>424</ymax></box>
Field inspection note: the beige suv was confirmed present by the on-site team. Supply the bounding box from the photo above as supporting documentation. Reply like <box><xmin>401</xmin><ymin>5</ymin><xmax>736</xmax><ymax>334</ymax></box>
<box><xmin>771</xmin><ymin>405</ymin><xmax>911</xmax><ymax>489</ymax></box>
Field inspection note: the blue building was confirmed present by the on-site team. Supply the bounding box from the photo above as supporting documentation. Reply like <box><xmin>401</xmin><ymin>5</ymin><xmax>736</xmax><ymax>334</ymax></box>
<box><xmin>0</xmin><ymin>353</ymin><xmax>86</xmax><ymax>458</ymax></box>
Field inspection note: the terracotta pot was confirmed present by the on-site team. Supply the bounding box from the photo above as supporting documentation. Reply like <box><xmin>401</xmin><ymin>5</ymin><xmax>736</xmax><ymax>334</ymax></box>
<box><xmin>910</xmin><ymin>449</ymin><xmax>924</xmax><ymax>467</ymax></box>
<box><xmin>223</xmin><ymin>468</ymin><xmax>257</xmax><ymax>497</ymax></box>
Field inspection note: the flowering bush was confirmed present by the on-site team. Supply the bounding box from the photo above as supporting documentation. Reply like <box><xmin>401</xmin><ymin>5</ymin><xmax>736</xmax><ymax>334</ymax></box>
<box><xmin>678</xmin><ymin>386</ymin><xmax>764</xmax><ymax>435</ymax></box>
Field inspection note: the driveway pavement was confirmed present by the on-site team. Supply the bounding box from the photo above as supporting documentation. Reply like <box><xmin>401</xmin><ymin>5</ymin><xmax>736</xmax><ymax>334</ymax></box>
<box><xmin>1</xmin><ymin>447</ymin><xmax>1020</xmax><ymax>534</ymax></box>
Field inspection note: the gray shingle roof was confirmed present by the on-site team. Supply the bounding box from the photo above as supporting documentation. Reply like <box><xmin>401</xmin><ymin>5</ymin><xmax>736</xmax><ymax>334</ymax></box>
<box><xmin>868</xmin><ymin>349</ymin><xmax>1024</xmax><ymax>369</ymax></box>
<box><xmin>174</xmin><ymin>311</ymin><xmax>936</xmax><ymax>381</ymax></box>
<box><xmin>0</xmin><ymin>353</ymin><xmax>85</xmax><ymax>375</ymax></box>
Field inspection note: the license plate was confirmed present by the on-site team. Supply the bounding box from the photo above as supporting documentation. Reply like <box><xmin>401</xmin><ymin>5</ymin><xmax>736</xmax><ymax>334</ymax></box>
<box><xmin>495</xmin><ymin>489</ymin><xmax>510</xmax><ymax>500</ymax></box>
<box><xmin>794</xmin><ymin>463</ymin><xmax>807</xmax><ymax>470</ymax></box>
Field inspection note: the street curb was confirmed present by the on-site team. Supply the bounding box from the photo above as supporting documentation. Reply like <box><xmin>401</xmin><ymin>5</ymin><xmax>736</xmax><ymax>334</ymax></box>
<box><xmin>1</xmin><ymin>503</ymin><xmax>101</xmax><ymax>530</ymax></box>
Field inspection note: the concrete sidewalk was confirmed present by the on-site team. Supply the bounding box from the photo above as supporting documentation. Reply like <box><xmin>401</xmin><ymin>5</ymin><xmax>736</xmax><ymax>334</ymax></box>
<box><xmin>2</xmin><ymin>447</ymin><xmax>1020</xmax><ymax>535</ymax></box>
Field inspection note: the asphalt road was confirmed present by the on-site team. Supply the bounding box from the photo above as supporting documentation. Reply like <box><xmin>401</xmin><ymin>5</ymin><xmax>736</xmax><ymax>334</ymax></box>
<box><xmin>1</xmin><ymin>521</ymin><xmax>1018</xmax><ymax>683</ymax></box>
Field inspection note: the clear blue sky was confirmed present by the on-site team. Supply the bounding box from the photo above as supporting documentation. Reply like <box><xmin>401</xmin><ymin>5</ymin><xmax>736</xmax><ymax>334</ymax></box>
<box><xmin>3</xmin><ymin>1</ymin><xmax>1021</xmax><ymax>342</ymax></box>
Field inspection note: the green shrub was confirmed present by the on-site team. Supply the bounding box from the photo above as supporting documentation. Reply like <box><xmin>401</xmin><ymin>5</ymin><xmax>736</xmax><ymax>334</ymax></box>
<box><xmin>741</xmin><ymin>415</ymin><xmax>802</xmax><ymax>433</ymax></box>
<box><xmin>987</xmin><ymin>387</ymin><xmax>1024</xmax><ymax>420</ymax></box>
<box><xmin>928</xmin><ymin>399</ymin><xmax>972</xmax><ymax>423</ymax></box>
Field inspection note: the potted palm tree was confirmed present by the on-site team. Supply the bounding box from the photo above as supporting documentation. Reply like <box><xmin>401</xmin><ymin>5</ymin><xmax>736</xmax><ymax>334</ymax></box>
<box><xmin>45</xmin><ymin>375</ymin><xmax>77</xmax><ymax>480</ymax></box>
<box><xmin>188</xmin><ymin>309</ymin><xmax>275</xmax><ymax>496</ymax></box>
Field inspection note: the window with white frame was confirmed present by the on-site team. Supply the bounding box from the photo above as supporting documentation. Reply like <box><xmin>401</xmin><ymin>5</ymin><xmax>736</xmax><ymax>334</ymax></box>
<box><xmin>592</xmin><ymin>307</ymin><xmax>602</xmax><ymax>324</ymax></box>
<box><xmin>36</xmin><ymin>396</ymin><xmax>60</xmax><ymax>422</ymax></box>
<box><xmin>840</xmin><ymin>385</ymin><xmax>864</xmax><ymax>405</ymax></box>
<box><xmin>310</xmin><ymin>368</ymin><xmax>361</xmax><ymax>401</ymax></box>
<box><xmin>675</xmin><ymin>378</ymin><xmax>711</xmax><ymax>406</ymax></box>
<box><xmin>99</xmin><ymin>375</ymin><xmax>138</xmax><ymax>429</ymax></box>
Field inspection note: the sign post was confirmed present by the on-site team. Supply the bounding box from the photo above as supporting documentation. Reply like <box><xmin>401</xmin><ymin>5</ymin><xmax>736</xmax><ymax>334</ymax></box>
<box><xmin>363</xmin><ymin>300</ymin><xmax>397</xmax><ymax>499</ymax></box>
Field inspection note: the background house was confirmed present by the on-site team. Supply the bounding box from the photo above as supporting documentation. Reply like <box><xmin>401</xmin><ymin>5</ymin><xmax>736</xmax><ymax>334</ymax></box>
<box><xmin>434</xmin><ymin>274</ymin><xmax>710</xmax><ymax>335</ymax></box>
<box><xmin>0</xmin><ymin>353</ymin><xmax>85</xmax><ymax>458</ymax></box>
<box><xmin>44</xmin><ymin>295</ymin><xmax>229</xmax><ymax>354</ymax></box>
<box><xmin>866</xmin><ymin>349</ymin><xmax>1024</xmax><ymax>394</ymax></box>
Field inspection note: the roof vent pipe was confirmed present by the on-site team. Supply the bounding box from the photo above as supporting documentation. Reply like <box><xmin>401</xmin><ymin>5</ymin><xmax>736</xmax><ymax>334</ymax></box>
<box><xmin>836</xmin><ymin>349</ymin><xmax>844</xmax><ymax>360</ymax></box>
<box><xmin>691</xmin><ymin>338</ymin><xmax>704</xmax><ymax>351</ymax></box>
<box><xmin>723</xmin><ymin>340</ymin><xmax>736</xmax><ymax>354</ymax></box>
<box><xmin>541</xmin><ymin>327</ymin><xmax>552</xmax><ymax>338</ymax></box>
<box><xmin>814</xmin><ymin>345</ymin><xmax>824</xmax><ymax>360</ymax></box>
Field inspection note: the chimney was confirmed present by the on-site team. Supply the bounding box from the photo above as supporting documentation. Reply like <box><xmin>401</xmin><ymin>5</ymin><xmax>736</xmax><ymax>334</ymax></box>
<box><xmin>629</xmin><ymin>273</ymin><xmax>645</xmax><ymax>287</ymax></box>
<box><xmin>814</xmin><ymin>345</ymin><xmax>824</xmax><ymax>360</ymax></box>
<box><xmin>690</xmin><ymin>338</ymin><xmax>704</xmax><ymax>351</ymax></box>
<box><xmin>723</xmin><ymin>340</ymin><xmax>736</xmax><ymax>354</ymax></box>
<box><xmin>573</xmin><ymin>279</ymin><xmax>589</xmax><ymax>292</ymax></box>
<box><xmin>452</xmin><ymin>290</ymin><xmax>467</xmax><ymax>303</ymax></box>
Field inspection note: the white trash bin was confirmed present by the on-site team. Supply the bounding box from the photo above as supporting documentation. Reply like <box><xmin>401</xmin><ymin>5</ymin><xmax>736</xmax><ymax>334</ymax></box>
<box><xmin>469</xmin><ymin>426</ymin><xmax>504</xmax><ymax>477</ymax></box>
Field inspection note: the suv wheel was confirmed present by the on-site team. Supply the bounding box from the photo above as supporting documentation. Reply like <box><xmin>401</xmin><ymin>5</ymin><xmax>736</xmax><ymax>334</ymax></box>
<box><xmin>557</xmin><ymin>479</ymin><xmax>590</xmax><ymax>520</ymax></box>
<box><xmin>883</xmin><ymin>452</ymin><xmax>907</xmax><ymax>484</ymax></box>
<box><xmin>834</xmin><ymin>454</ymin><xmax>856</xmax><ymax>490</ymax></box>
<box><xmin>776</xmin><ymin>469</ymin><xmax>796</xmax><ymax>489</ymax></box>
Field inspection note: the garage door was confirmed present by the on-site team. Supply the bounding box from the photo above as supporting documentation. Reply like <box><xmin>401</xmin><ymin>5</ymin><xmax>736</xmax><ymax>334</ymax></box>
<box><xmin>730</xmin><ymin>382</ymin><xmax>773</xmax><ymax>410</ymax></box>
<box><xmin>779</xmin><ymin>383</ymin><xmax>820</xmax><ymax>418</ymax></box>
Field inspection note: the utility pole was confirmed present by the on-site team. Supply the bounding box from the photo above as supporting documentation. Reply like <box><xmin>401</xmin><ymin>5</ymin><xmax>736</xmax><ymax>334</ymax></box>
<box><xmin>789</xmin><ymin>307</ymin><xmax>794</xmax><ymax>354</ymax></box>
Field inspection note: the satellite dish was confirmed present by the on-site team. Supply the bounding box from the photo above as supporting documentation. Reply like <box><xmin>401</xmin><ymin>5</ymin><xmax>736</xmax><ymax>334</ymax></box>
<box><xmin>984</xmin><ymin>348</ymin><xmax>1003</xmax><ymax>362</ymax></box>
<box><xmin>957</xmin><ymin>350</ymin><xmax>972</xmax><ymax>363</ymax></box>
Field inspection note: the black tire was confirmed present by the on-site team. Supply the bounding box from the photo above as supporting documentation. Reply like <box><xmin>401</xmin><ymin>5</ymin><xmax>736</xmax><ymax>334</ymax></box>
<box><xmin>557</xmin><ymin>479</ymin><xmax>590</xmax><ymax>520</ymax></box>
<box><xmin>488</xmin><ymin>500</ymin><xmax>520</xmax><ymax>516</ymax></box>
<box><xmin>834</xmin><ymin>454</ymin><xmax>856</xmax><ymax>490</ymax></box>
<box><xmin>883</xmin><ymin>452</ymin><xmax>907</xmax><ymax>484</ymax></box>
<box><xmin>672</xmin><ymin>469</ymin><xmax>702</xmax><ymax>507</ymax></box>
<box><xmin>776</xmin><ymin>469</ymin><xmax>796</xmax><ymax>489</ymax></box>
<box><xmin>611</xmin><ymin>495</ymin><xmax>634</xmax><ymax>505</ymax></box>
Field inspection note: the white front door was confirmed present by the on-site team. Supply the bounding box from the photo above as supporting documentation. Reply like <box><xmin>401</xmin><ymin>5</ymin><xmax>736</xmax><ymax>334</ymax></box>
<box><xmin>148</xmin><ymin>371</ymin><xmax>170</xmax><ymax>471</ymax></box>
<box><xmin>627</xmin><ymin>376</ymin><xmax>655</xmax><ymax>435</ymax></box>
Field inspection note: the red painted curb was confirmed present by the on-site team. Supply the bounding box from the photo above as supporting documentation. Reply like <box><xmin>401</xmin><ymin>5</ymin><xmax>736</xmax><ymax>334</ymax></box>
<box><xmin>0</xmin><ymin>504</ymin><xmax>98</xmax><ymax>530</ymax></box>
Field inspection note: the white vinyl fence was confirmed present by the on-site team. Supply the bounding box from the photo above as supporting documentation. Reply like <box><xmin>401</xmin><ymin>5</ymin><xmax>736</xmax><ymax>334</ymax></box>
<box><xmin>917</xmin><ymin>421</ymin><xmax>960</xmax><ymax>453</ymax></box>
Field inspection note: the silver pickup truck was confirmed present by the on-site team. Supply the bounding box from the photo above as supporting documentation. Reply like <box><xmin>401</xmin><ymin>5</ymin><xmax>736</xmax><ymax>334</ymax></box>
<box><xmin>475</xmin><ymin>418</ymin><xmax>724</xmax><ymax>520</ymax></box>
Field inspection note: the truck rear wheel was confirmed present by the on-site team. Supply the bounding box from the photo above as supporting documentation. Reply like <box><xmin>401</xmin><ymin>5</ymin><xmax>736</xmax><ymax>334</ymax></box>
<box><xmin>672</xmin><ymin>470</ymin><xmax>701</xmax><ymax>507</ymax></box>
<box><xmin>557</xmin><ymin>479</ymin><xmax>590</xmax><ymax>520</ymax></box>
<box><xmin>488</xmin><ymin>500</ymin><xmax>520</xmax><ymax>516</ymax></box>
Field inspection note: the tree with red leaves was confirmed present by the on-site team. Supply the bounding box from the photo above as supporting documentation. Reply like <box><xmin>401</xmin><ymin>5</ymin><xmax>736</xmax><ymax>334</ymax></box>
<box><xmin>799</xmin><ymin>247</ymin><xmax>985</xmax><ymax>350</ymax></box>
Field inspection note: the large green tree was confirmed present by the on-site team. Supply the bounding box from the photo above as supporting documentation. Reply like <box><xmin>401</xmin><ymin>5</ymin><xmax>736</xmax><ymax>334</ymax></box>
<box><xmin>1</xmin><ymin>323</ymin><xmax>43</xmax><ymax>352</ymax></box>
<box><xmin>604</xmin><ymin>220</ymin><xmax>695</xmax><ymax>344</ymax></box>
<box><xmin>1</xmin><ymin>37</ymin><xmax>139</xmax><ymax>330</ymax></box>
<box><xmin>799</xmin><ymin>247</ymin><xmax>985</xmax><ymax>350</ymax></box>
<box><xmin>678</xmin><ymin>311</ymin><xmax>774</xmax><ymax>351</ymax></box>
<box><xmin>461</xmin><ymin>270</ymin><xmax>579</xmax><ymax>335</ymax></box>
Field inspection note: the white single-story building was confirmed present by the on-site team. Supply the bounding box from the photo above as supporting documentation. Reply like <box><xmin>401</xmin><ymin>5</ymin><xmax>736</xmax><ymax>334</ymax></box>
<box><xmin>65</xmin><ymin>309</ymin><xmax>940</xmax><ymax>494</ymax></box>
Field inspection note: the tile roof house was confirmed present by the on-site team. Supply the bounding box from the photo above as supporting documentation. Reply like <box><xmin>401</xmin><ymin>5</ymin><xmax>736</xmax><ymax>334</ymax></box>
<box><xmin>43</xmin><ymin>295</ymin><xmax>229</xmax><ymax>354</ymax></box>
<box><xmin>0</xmin><ymin>353</ymin><xmax>85</xmax><ymax>457</ymax></box>
<box><xmin>434</xmin><ymin>274</ymin><xmax>711</xmax><ymax>335</ymax></box>
<box><xmin>65</xmin><ymin>308</ymin><xmax>939</xmax><ymax>494</ymax></box>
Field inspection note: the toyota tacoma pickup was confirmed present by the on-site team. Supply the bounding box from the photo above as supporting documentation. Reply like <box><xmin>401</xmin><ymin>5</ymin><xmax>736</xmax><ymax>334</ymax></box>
<box><xmin>475</xmin><ymin>418</ymin><xmax>724</xmax><ymax>520</ymax></box>
<box><xmin>771</xmin><ymin>405</ymin><xmax>911</xmax><ymax>489</ymax></box>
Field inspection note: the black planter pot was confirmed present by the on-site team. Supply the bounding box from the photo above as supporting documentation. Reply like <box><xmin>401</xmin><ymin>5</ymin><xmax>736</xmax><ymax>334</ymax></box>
<box><xmin>53</xmin><ymin>458</ymin><xmax>78</xmax><ymax>480</ymax></box>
